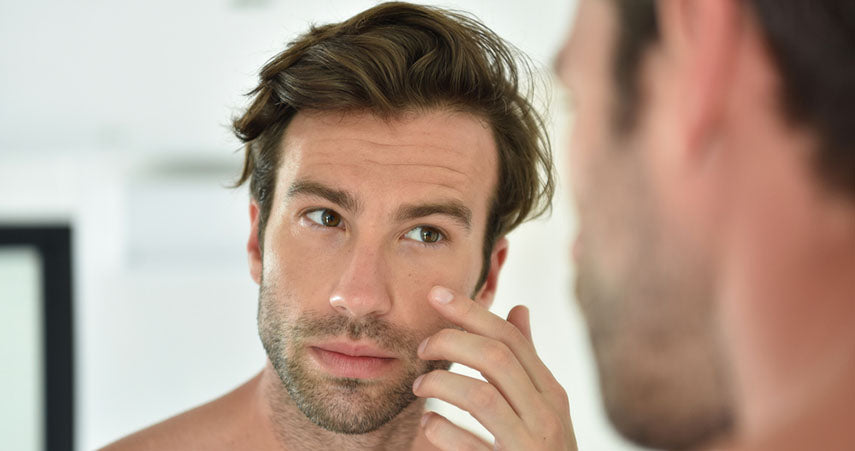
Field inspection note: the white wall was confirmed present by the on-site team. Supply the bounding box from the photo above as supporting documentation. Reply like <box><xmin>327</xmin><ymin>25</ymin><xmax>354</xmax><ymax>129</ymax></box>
<box><xmin>0</xmin><ymin>1</ymin><xmax>646</xmax><ymax>449</ymax></box>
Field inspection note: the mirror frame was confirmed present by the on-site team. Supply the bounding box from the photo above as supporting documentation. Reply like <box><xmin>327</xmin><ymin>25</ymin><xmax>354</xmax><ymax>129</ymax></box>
<box><xmin>0</xmin><ymin>225</ymin><xmax>74</xmax><ymax>451</ymax></box>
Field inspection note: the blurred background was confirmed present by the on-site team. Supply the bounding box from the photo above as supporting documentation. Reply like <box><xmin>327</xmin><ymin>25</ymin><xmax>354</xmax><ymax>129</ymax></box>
<box><xmin>0</xmin><ymin>0</ymin><xmax>646</xmax><ymax>449</ymax></box>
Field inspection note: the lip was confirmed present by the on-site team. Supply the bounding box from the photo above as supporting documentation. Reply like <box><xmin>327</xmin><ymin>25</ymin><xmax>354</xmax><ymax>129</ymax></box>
<box><xmin>314</xmin><ymin>342</ymin><xmax>396</xmax><ymax>358</ymax></box>
<box><xmin>309</xmin><ymin>341</ymin><xmax>398</xmax><ymax>379</ymax></box>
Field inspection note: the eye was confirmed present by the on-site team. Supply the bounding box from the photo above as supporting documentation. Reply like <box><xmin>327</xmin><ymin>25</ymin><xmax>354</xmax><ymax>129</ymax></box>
<box><xmin>404</xmin><ymin>226</ymin><xmax>444</xmax><ymax>244</ymax></box>
<box><xmin>306</xmin><ymin>208</ymin><xmax>342</xmax><ymax>227</ymax></box>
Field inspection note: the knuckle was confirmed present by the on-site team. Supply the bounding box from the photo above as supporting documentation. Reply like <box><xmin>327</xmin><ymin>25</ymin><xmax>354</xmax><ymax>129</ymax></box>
<box><xmin>528</xmin><ymin>399</ymin><xmax>564</xmax><ymax>434</ymax></box>
<box><xmin>501</xmin><ymin>320</ymin><xmax>526</xmax><ymax>345</ymax></box>
<box><xmin>498</xmin><ymin>321</ymin><xmax>533</xmax><ymax>359</ymax></box>
<box><xmin>552</xmin><ymin>385</ymin><xmax>571</xmax><ymax>410</ymax></box>
<box><xmin>560</xmin><ymin>391</ymin><xmax>571</xmax><ymax>410</ymax></box>
<box><xmin>467</xmin><ymin>382</ymin><xmax>500</xmax><ymax>410</ymax></box>
<box><xmin>482</xmin><ymin>341</ymin><xmax>514</xmax><ymax>369</ymax></box>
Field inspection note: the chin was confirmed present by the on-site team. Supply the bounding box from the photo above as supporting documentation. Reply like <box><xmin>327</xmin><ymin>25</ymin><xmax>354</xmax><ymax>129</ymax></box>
<box><xmin>596</xmin><ymin>353</ymin><xmax>735</xmax><ymax>450</ymax></box>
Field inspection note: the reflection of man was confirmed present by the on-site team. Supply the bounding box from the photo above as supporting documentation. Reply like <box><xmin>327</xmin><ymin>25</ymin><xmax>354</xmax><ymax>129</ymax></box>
<box><xmin>104</xmin><ymin>2</ymin><xmax>575</xmax><ymax>450</ymax></box>
<box><xmin>557</xmin><ymin>0</ymin><xmax>855</xmax><ymax>450</ymax></box>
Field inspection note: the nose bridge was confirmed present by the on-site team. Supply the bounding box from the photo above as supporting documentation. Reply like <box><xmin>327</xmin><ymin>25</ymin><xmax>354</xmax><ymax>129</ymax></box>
<box><xmin>329</xmin><ymin>236</ymin><xmax>392</xmax><ymax>318</ymax></box>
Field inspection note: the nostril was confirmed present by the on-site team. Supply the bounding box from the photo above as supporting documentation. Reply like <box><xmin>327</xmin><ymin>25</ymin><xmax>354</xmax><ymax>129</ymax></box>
<box><xmin>329</xmin><ymin>294</ymin><xmax>349</xmax><ymax>312</ymax></box>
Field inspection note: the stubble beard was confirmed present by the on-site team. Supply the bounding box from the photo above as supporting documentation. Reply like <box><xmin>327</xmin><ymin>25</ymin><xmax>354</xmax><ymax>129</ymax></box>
<box><xmin>573</xmin><ymin>142</ymin><xmax>735</xmax><ymax>449</ymax></box>
<box><xmin>257</xmin><ymin>281</ymin><xmax>451</xmax><ymax>435</ymax></box>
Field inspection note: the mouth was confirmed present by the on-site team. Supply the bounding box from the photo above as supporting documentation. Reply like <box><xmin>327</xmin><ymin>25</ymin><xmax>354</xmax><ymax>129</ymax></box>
<box><xmin>309</xmin><ymin>342</ymin><xmax>399</xmax><ymax>379</ymax></box>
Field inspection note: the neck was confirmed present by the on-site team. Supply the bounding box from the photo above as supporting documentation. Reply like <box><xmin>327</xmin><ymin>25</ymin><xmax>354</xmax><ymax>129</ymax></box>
<box><xmin>719</xmin><ymin>141</ymin><xmax>855</xmax><ymax>447</ymax></box>
<box><xmin>253</xmin><ymin>365</ymin><xmax>432</xmax><ymax>451</ymax></box>
<box><xmin>744</xmin><ymin>359</ymin><xmax>855</xmax><ymax>451</ymax></box>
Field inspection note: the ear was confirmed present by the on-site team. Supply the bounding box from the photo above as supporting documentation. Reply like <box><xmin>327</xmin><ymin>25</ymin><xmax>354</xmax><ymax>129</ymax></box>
<box><xmin>657</xmin><ymin>0</ymin><xmax>741</xmax><ymax>156</ymax></box>
<box><xmin>473</xmin><ymin>237</ymin><xmax>509</xmax><ymax>309</ymax></box>
<box><xmin>247</xmin><ymin>201</ymin><xmax>263</xmax><ymax>285</ymax></box>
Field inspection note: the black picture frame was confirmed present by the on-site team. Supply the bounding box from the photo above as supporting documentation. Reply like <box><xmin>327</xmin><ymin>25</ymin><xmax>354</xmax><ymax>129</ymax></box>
<box><xmin>0</xmin><ymin>225</ymin><xmax>74</xmax><ymax>451</ymax></box>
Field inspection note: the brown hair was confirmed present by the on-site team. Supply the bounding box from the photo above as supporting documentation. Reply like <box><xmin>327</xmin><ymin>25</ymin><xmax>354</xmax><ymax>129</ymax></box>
<box><xmin>232</xmin><ymin>1</ymin><xmax>554</xmax><ymax>289</ymax></box>
<box><xmin>609</xmin><ymin>0</ymin><xmax>855</xmax><ymax>198</ymax></box>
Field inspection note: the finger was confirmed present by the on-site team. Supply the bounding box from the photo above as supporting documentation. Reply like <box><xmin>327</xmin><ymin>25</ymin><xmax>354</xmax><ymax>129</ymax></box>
<box><xmin>428</xmin><ymin>286</ymin><xmax>557</xmax><ymax>393</ymax></box>
<box><xmin>420</xmin><ymin>411</ymin><xmax>492</xmax><ymax>451</ymax></box>
<box><xmin>418</xmin><ymin>328</ymin><xmax>543</xmax><ymax>420</ymax></box>
<box><xmin>507</xmin><ymin>305</ymin><xmax>533</xmax><ymax>343</ymax></box>
<box><xmin>413</xmin><ymin>369</ymin><xmax>529</xmax><ymax>450</ymax></box>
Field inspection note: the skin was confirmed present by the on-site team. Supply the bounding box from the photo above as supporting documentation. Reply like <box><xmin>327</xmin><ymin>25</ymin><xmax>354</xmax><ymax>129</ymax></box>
<box><xmin>556</xmin><ymin>0</ymin><xmax>855</xmax><ymax>450</ymax></box>
<box><xmin>102</xmin><ymin>108</ymin><xmax>515</xmax><ymax>451</ymax></box>
<box><xmin>414</xmin><ymin>286</ymin><xmax>578</xmax><ymax>450</ymax></box>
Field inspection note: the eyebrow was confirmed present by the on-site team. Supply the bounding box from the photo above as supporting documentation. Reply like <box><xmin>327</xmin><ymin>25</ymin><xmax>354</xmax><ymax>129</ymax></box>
<box><xmin>395</xmin><ymin>202</ymin><xmax>472</xmax><ymax>232</ymax></box>
<box><xmin>287</xmin><ymin>180</ymin><xmax>360</xmax><ymax>213</ymax></box>
<box><xmin>287</xmin><ymin>179</ymin><xmax>472</xmax><ymax>232</ymax></box>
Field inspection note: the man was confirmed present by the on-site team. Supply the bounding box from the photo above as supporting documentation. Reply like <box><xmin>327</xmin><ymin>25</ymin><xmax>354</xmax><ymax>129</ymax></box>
<box><xmin>104</xmin><ymin>2</ymin><xmax>576</xmax><ymax>450</ymax></box>
<box><xmin>557</xmin><ymin>0</ymin><xmax>855</xmax><ymax>450</ymax></box>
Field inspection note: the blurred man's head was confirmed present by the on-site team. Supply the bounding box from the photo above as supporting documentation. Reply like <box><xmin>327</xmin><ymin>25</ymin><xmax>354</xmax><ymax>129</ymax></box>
<box><xmin>556</xmin><ymin>0</ymin><xmax>855</xmax><ymax>448</ymax></box>
<box><xmin>232</xmin><ymin>2</ymin><xmax>554</xmax><ymax>434</ymax></box>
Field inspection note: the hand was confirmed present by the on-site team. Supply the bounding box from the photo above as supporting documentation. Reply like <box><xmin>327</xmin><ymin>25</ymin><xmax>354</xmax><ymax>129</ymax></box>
<box><xmin>412</xmin><ymin>285</ymin><xmax>578</xmax><ymax>451</ymax></box>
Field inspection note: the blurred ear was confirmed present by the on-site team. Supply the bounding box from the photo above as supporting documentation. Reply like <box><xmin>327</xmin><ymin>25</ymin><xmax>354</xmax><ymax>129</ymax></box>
<box><xmin>657</xmin><ymin>0</ymin><xmax>740</xmax><ymax>156</ymax></box>
<box><xmin>474</xmin><ymin>237</ymin><xmax>509</xmax><ymax>309</ymax></box>
<box><xmin>247</xmin><ymin>201</ymin><xmax>262</xmax><ymax>285</ymax></box>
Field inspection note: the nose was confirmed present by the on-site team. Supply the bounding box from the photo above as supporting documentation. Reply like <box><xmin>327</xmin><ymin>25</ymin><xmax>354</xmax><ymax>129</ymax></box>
<box><xmin>328</xmin><ymin>243</ymin><xmax>393</xmax><ymax>319</ymax></box>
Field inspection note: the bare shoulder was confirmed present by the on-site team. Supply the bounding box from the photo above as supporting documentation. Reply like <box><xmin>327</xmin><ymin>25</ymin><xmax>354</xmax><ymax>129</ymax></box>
<box><xmin>99</xmin><ymin>374</ymin><xmax>266</xmax><ymax>451</ymax></box>
<box><xmin>98</xmin><ymin>403</ymin><xmax>225</xmax><ymax>451</ymax></box>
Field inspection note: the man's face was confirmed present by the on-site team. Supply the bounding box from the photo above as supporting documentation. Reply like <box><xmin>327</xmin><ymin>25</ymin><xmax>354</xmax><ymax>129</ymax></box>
<box><xmin>556</xmin><ymin>0</ymin><xmax>733</xmax><ymax>448</ymax></box>
<box><xmin>250</xmin><ymin>109</ymin><xmax>500</xmax><ymax>434</ymax></box>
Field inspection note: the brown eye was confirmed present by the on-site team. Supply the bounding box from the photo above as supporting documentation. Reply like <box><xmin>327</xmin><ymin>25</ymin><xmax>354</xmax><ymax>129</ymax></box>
<box><xmin>421</xmin><ymin>227</ymin><xmax>441</xmax><ymax>243</ymax></box>
<box><xmin>321</xmin><ymin>209</ymin><xmax>341</xmax><ymax>227</ymax></box>
<box><xmin>307</xmin><ymin>209</ymin><xmax>342</xmax><ymax>227</ymax></box>
<box><xmin>405</xmin><ymin>226</ymin><xmax>444</xmax><ymax>244</ymax></box>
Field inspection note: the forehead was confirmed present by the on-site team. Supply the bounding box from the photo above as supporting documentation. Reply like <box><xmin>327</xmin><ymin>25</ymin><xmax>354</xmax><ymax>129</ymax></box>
<box><xmin>278</xmin><ymin>109</ymin><xmax>499</xmax><ymax>212</ymax></box>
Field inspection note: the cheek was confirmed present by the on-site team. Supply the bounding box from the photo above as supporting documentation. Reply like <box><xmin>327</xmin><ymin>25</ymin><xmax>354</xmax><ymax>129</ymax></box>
<box><xmin>261</xmin><ymin>228</ymin><xmax>344</xmax><ymax>314</ymax></box>
<box><xmin>389</xmin><ymin>247</ymin><xmax>482</xmax><ymax>328</ymax></box>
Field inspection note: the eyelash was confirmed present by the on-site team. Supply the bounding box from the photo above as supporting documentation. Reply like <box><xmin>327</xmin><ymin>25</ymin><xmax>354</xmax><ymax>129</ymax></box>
<box><xmin>303</xmin><ymin>208</ymin><xmax>345</xmax><ymax>230</ymax></box>
<box><xmin>404</xmin><ymin>225</ymin><xmax>448</xmax><ymax>247</ymax></box>
<box><xmin>301</xmin><ymin>208</ymin><xmax>449</xmax><ymax>246</ymax></box>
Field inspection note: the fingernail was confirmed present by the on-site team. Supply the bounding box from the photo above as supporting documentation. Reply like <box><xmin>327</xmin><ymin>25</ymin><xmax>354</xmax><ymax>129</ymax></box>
<box><xmin>420</xmin><ymin>412</ymin><xmax>430</xmax><ymax>428</ymax></box>
<box><xmin>413</xmin><ymin>374</ymin><xmax>424</xmax><ymax>392</ymax></box>
<box><xmin>418</xmin><ymin>337</ymin><xmax>429</xmax><ymax>355</ymax></box>
<box><xmin>430</xmin><ymin>286</ymin><xmax>454</xmax><ymax>304</ymax></box>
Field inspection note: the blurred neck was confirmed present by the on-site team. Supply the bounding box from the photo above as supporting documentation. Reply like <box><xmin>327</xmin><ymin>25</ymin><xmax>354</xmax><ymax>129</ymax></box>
<box><xmin>717</xmin><ymin>107</ymin><xmax>855</xmax><ymax>448</ymax></box>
